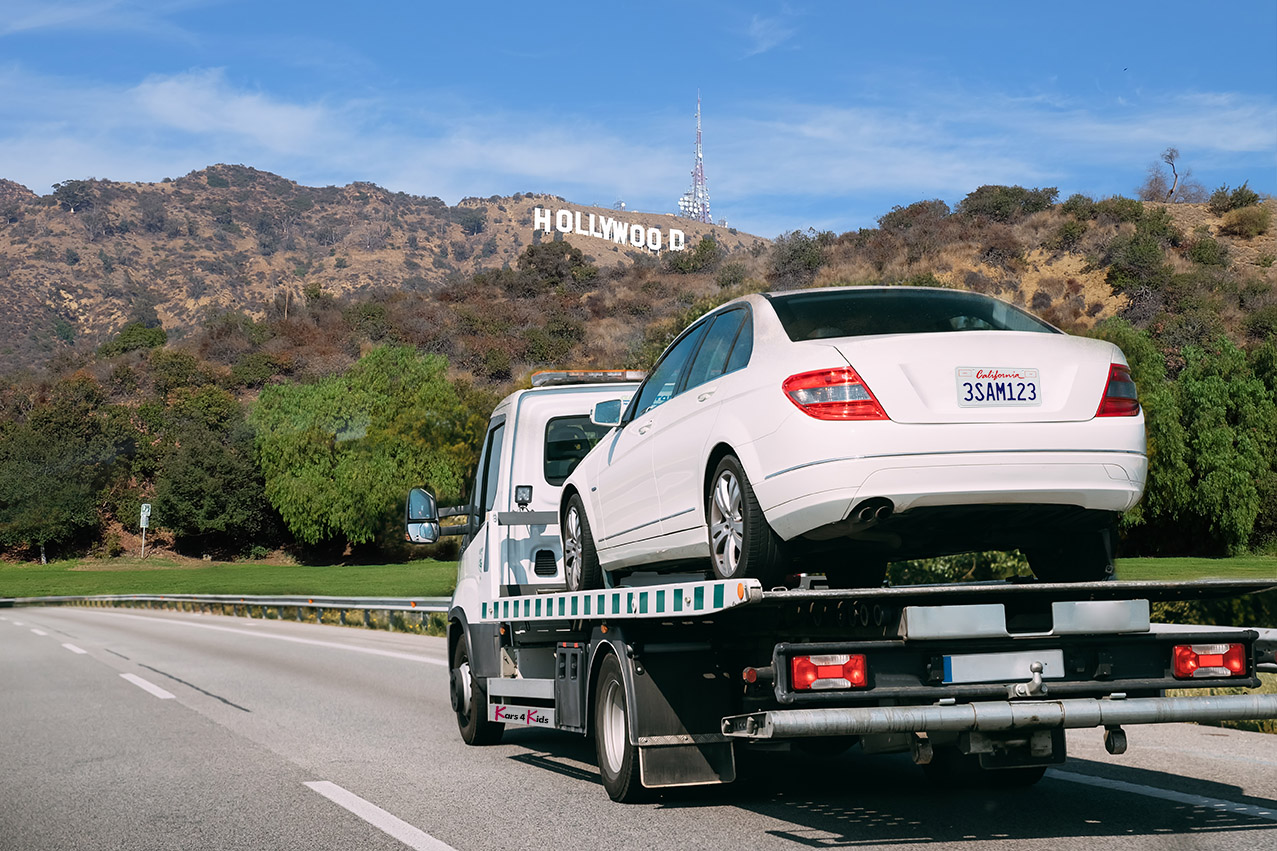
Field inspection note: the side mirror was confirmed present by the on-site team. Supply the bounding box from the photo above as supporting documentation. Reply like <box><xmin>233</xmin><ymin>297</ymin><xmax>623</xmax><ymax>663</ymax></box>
<box><xmin>591</xmin><ymin>399</ymin><xmax>624</xmax><ymax>427</ymax></box>
<box><xmin>404</xmin><ymin>487</ymin><xmax>441</xmax><ymax>544</ymax></box>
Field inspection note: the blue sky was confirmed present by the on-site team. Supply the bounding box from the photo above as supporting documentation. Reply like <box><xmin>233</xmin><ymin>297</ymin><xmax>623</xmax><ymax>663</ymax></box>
<box><xmin>1</xmin><ymin>1</ymin><xmax>1274</xmax><ymax>238</ymax></box>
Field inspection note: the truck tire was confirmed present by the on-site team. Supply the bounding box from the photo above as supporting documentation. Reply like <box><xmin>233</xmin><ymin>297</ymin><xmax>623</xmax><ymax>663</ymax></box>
<box><xmin>563</xmin><ymin>494</ymin><xmax>603</xmax><ymax>592</ymax></box>
<box><xmin>451</xmin><ymin>635</ymin><xmax>503</xmax><ymax>746</ymax></box>
<box><xmin>1026</xmin><ymin>527</ymin><xmax>1114</xmax><ymax>582</ymax></box>
<box><xmin>594</xmin><ymin>653</ymin><xmax>646</xmax><ymax>802</ymax></box>
<box><xmin>708</xmin><ymin>455</ymin><xmax>784</xmax><ymax>587</ymax></box>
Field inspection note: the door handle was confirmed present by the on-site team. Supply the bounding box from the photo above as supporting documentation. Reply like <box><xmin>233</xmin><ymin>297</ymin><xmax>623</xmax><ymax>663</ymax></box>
<box><xmin>698</xmin><ymin>388</ymin><xmax>717</xmax><ymax>402</ymax></box>
<box><xmin>637</xmin><ymin>421</ymin><xmax>653</xmax><ymax>435</ymax></box>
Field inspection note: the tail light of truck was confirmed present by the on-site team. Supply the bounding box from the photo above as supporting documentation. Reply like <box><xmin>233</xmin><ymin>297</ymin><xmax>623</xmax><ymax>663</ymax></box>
<box><xmin>783</xmin><ymin>368</ymin><xmax>888</xmax><ymax>421</ymax></box>
<box><xmin>1096</xmin><ymin>364</ymin><xmax>1140</xmax><ymax>417</ymax></box>
<box><xmin>1172</xmin><ymin>643</ymin><xmax>1246</xmax><ymax>678</ymax></box>
<box><xmin>790</xmin><ymin>653</ymin><xmax>867</xmax><ymax>690</ymax></box>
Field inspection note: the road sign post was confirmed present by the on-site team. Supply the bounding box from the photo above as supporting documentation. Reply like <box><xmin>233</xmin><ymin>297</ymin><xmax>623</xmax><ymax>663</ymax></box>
<box><xmin>140</xmin><ymin>503</ymin><xmax>151</xmax><ymax>558</ymax></box>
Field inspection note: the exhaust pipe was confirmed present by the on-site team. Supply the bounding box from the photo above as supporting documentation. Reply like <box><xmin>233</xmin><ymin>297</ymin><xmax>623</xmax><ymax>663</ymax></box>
<box><xmin>852</xmin><ymin>498</ymin><xmax>894</xmax><ymax>526</ymax></box>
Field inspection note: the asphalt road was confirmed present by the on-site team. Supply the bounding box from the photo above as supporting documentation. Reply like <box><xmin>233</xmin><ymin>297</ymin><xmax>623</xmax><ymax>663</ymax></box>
<box><xmin>3</xmin><ymin>606</ymin><xmax>1275</xmax><ymax>851</ymax></box>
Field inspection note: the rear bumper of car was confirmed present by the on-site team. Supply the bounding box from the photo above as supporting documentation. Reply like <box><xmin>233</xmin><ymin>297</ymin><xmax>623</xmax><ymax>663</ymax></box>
<box><xmin>754</xmin><ymin>449</ymin><xmax>1147</xmax><ymax>542</ymax></box>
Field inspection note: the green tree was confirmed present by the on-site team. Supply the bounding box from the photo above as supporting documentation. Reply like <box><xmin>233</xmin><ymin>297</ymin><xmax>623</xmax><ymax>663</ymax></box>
<box><xmin>98</xmin><ymin>321</ymin><xmax>167</xmax><ymax>357</ymax></box>
<box><xmin>956</xmin><ymin>185</ymin><xmax>1058</xmax><ymax>222</ymax></box>
<box><xmin>250</xmin><ymin>347</ymin><xmax>480</xmax><ymax>546</ymax></box>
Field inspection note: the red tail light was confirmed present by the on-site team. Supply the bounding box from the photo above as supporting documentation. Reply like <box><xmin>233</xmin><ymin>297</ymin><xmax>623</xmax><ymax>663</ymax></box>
<box><xmin>783</xmin><ymin>368</ymin><xmax>888</xmax><ymax>421</ymax></box>
<box><xmin>790</xmin><ymin>653</ymin><xmax>867</xmax><ymax>690</ymax></box>
<box><xmin>1096</xmin><ymin>364</ymin><xmax>1140</xmax><ymax>417</ymax></box>
<box><xmin>1172</xmin><ymin>643</ymin><xmax>1246</xmax><ymax>678</ymax></box>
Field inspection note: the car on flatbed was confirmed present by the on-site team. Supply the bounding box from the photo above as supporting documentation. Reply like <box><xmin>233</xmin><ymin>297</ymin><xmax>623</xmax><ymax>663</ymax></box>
<box><xmin>560</xmin><ymin>287</ymin><xmax>1147</xmax><ymax>591</ymax></box>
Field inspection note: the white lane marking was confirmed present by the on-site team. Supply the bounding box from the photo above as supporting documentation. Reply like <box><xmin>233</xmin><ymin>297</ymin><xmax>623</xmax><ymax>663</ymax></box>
<box><xmin>1049</xmin><ymin>769</ymin><xmax>1277</xmax><ymax>822</ymax></box>
<box><xmin>62</xmin><ymin>643</ymin><xmax>87</xmax><ymax>654</ymax></box>
<box><xmin>12</xmin><ymin>621</ymin><xmax>24</xmax><ymax>626</ymax></box>
<box><xmin>120</xmin><ymin>673</ymin><xmax>176</xmax><ymax>700</ymax></box>
<box><xmin>305</xmin><ymin>781</ymin><xmax>458</xmax><ymax>851</ymax></box>
<box><xmin>31</xmin><ymin>628</ymin><xmax>48</xmax><ymax>636</ymax></box>
<box><xmin>78</xmin><ymin>610</ymin><xmax>447</xmax><ymax>666</ymax></box>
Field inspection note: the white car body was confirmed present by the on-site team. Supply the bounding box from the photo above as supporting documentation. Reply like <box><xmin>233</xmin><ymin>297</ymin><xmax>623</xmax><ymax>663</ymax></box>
<box><xmin>562</xmin><ymin>287</ymin><xmax>1147</xmax><ymax>578</ymax></box>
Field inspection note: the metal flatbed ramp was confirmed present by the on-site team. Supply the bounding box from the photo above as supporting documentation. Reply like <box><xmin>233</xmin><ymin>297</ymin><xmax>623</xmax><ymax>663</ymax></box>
<box><xmin>477</xmin><ymin>579</ymin><xmax>765</xmax><ymax>623</ymax></box>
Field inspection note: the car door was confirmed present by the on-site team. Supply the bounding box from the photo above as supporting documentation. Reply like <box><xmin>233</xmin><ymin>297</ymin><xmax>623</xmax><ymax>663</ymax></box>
<box><xmin>591</xmin><ymin>321</ymin><xmax>708</xmax><ymax>553</ymax></box>
<box><xmin>649</xmin><ymin>308</ymin><xmax>752</xmax><ymax>536</ymax></box>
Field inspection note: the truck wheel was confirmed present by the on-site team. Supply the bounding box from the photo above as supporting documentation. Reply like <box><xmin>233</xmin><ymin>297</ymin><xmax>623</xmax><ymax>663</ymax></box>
<box><xmin>594</xmin><ymin>653</ymin><xmax>646</xmax><ymax>802</ymax></box>
<box><xmin>564</xmin><ymin>494</ymin><xmax>603</xmax><ymax>592</ymax></box>
<box><xmin>708</xmin><ymin>455</ymin><xmax>784</xmax><ymax>587</ymax></box>
<box><xmin>451</xmin><ymin>635</ymin><xmax>503</xmax><ymax>746</ymax></box>
<box><xmin>1026</xmin><ymin>528</ymin><xmax>1114</xmax><ymax>582</ymax></box>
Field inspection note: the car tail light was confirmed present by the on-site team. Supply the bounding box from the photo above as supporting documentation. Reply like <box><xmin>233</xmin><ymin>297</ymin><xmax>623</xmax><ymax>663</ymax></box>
<box><xmin>783</xmin><ymin>368</ymin><xmax>888</xmax><ymax>421</ymax></box>
<box><xmin>790</xmin><ymin>653</ymin><xmax>867</xmax><ymax>690</ymax></box>
<box><xmin>1172</xmin><ymin>643</ymin><xmax>1246</xmax><ymax>678</ymax></box>
<box><xmin>1096</xmin><ymin>364</ymin><xmax>1140</xmax><ymax>417</ymax></box>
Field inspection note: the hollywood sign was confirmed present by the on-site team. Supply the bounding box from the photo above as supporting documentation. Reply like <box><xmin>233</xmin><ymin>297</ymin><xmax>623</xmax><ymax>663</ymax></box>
<box><xmin>533</xmin><ymin>207</ymin><xmax>687</xmax><ymax>252</ymax></box>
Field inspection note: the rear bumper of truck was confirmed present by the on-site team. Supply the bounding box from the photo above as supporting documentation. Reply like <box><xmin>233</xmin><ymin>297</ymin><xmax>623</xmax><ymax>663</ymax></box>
<box><xmin>721</xmin><ymin>693</ymin><xmax>1277</xmax><ymax>739</ymax></box>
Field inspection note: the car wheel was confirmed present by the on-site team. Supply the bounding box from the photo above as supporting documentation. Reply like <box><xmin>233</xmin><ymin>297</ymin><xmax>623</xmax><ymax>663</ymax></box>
<box><xmin>1026</xmin><ymin>527</ymin><xmax>1114</xmax><ymax>582</ymax></box>
<box><xmin>451</xmin><ymin>633</ymin><xmax>503</xmax><ymax>746</ymax></box>
<box><xmin>594</xmin><ymin>653</ymin><xmax>646</xmax><ymax>802</ymax></box>
<box><xmin>708</xmin><ymin>455</ymin><xmax>785</xmax><ymax>587</ymax></box>
<box><xmin>563</xmin><ymin>494</ymin><xmax>603</xmax><ymax>592</ymax></box>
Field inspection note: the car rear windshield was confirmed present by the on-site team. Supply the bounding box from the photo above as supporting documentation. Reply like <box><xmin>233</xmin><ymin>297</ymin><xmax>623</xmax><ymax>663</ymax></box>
<box><xmin>766</xmin><ymin>289</ymin><xmax>1058</xmax><ymax>341</ymax></box>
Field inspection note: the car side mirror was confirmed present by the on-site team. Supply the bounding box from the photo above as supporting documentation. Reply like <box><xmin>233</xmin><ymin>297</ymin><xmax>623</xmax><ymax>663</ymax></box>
<box><xmin>404</xmin><ymin>487</ymin><xmax>441</xmax><ymax>544</ymax></box>
<box><xmin>591</xmin><ymin>399</ymin><xmax>624</xmax><ymax>427</ymax></box>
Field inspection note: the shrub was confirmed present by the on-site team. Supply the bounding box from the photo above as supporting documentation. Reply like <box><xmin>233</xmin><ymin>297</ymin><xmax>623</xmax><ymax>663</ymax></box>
<box><xmin>1187</xmin><ymin>233</ymin><xmax>1228</xmax><ymax>266</ymax></box>
<box><xmin>1045</xmin><ymin>219</ymin><xmax>1087</xmax><ymax>251</ymax></box>
<box><xmin>1207</xmin><ymin>182</ymin><xmax>1261</xmax><ymax>216</ymax></box>
<box><xmin>716</xmin><ymin>261</ymin><xmax>746</xmax><ymax>288</ymax></box>
<box><xmin>957</xmin><ymin>185</ymin><xmax>1058</xmax><ymax>223</ymax></box>
<box><xmin>1061</xmin><ymin>193</ymin><xmax>1096</xmax><ymax>219</ymax></box>
<box><xmin>1094</xmin><ymin>196</ymin><xmax>1144</xmax><ymax>224</ymax></box>
<box><xmin>1219</xmin><ymin>205</ymin><xmax>1271</xmax><ymax>239</ymax></box>
<box><xmin>98</xmin><ymin>321</ymin><xmax>167</xmax><ymax>357</ymax></box>
<box><xmin>666</xmin><ymin>235</ymin><xmax>724</xmax><ymax>273</ymax></box>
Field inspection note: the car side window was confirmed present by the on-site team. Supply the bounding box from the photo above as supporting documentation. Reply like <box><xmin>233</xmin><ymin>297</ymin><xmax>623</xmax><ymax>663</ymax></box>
<box><xmin>684</xmin><ymin>309</ymin><xmax>746</xmax><ymax>390</ymax></box>
<box><xmin>629</xmin><ymin>322</ymin><xmax>708</xmax><ymax>417</ymax></box>
<box><xmin>724</xmin><ymin>310</ymin><xmax>753</xmax><ymax>373</ymax></box>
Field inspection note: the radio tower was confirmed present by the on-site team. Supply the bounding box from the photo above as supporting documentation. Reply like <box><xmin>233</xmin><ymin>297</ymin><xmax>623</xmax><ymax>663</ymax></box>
<box><xmin>677</xmin><ymin>93</ymin><xmax>712</xmax><ymax>223</ymax></box>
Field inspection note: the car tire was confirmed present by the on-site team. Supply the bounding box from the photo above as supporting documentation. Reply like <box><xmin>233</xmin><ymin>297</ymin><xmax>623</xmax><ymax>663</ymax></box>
<box><xmin>708</xmin><ymin>455</ymin><xmax>785</xmax><ymax>587</ymax></box>
<box><xmin>563</xmin><ymin>494</ymin><xmax>603</xmax><ymax>592</ymax></box>
<box><xmin>451</xmin><ymin>633</ymin><xmax>503</xmax><ymax>746</ymax></box>
<box><xmin>1026</xmin><ymin>527</ymin><xmax>1114</xmax><ymax>582</ymax></box>
<box><xmin>594</xmin><ymin>653</ymin><xmax>647</xmax><ymax>802</ymax></box>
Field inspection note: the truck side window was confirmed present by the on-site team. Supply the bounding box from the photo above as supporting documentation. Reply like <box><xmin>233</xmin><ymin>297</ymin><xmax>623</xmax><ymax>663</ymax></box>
<box><xmin>544</xmin><ymin>416</ymin><xmax>610</xmax><ymax>485</ymax></box>
<box><xmin>480</xmin><ymin>422</ymin><xmax>505</xmax><ymax>512</ymax></box>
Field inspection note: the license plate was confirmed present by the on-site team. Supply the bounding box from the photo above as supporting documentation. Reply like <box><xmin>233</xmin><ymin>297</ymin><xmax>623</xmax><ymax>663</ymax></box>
<box><xmin>943</xmin><ymin>649</ymin><xmax>1064</xmax><ymax>684</ymax></box>
<box><xmin>956</xmin><ymin>367</ymin><xmax>1041</xmax><ymax>407</ymax></box>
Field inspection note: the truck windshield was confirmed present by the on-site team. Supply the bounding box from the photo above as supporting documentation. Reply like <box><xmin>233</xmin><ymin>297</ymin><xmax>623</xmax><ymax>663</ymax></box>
<box><xmin>544</xmin><ymin>415</ymin><xmax>610</xmax><ymax>485</ymax></box>
<box><xmin>766</xmin><ymin>288</ymin><xmax>1058</xmax><ymax>341</ymax></box>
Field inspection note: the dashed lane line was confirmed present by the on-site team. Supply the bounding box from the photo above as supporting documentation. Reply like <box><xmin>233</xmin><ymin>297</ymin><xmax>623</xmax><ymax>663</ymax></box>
<box><xmin>305</xmin><ymin>781</ymin><xmax>458</xmax><ymax>851</ymax></box>
<box><xmin>119</xmin><ymin>673</ymin><xmax>176</xmax><ymax>700</ymax></box>
<box><xmin>30</xmin><ymin>628</ymin><xmax>48</xmax><ymax>636</ymax></box>
<box><xmin>62</xmin><ymin>643</ymin><xmax>87</xmax><ymax>654</ymax></box>
<box><xmin>1049</xmin><ymin>769</ymin><xmax>1277</xmax><ymax>823</ymax></box>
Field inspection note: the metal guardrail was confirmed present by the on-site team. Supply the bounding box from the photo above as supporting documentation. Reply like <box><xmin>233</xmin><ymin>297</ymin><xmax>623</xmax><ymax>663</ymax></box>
<box><xmin>0</xmin><ymin>593</ymin><xmax>451</xmax><ymax>632</ymax></box>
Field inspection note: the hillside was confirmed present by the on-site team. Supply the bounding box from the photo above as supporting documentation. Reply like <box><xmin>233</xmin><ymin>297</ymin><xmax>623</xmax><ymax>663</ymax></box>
<box><xmin>0</xmin><ymin>165</ymin><xmax>764</xmax><ymax>376</ymax></box>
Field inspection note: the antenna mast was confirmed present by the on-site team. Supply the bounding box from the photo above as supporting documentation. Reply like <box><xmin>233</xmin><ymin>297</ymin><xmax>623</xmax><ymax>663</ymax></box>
<box><xmin>677</xmin><ymin>92</ymin><xmax>712</xmax><ymax>224</ymax></box>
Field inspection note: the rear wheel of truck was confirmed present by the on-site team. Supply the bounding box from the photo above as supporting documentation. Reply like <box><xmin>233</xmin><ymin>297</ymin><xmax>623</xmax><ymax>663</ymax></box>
<box><xmin>594</xmin><ymin>653</ymin><xmax>646</xmax><ymax>802</ymax></box>
<box><xmin>564</xmin><ymin>494</ymin><xmax>603</xmax><ymax>592</ymax></box>
<box><xmin>708</xmin><ymin>455</ymin><xmax>785</xmax><ymax>588</ymax></box>
<box><xmin>452</xmin><ymin>635</ymin><xmax>503</xmax><ymax>746</ymax></box>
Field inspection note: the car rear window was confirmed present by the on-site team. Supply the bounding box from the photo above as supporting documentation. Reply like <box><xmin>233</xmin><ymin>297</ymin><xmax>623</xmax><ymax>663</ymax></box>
<box><xmin>766</xmin><ymin>289</ymin><xmax>1058</xmax><ymax>341</ymax></box>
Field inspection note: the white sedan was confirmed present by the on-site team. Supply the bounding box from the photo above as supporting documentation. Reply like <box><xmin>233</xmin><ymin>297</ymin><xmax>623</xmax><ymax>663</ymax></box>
<box><xmin>560</xmin><ymin>286</ymin><xmax>1146</xmax><ymax>590</ymax></box>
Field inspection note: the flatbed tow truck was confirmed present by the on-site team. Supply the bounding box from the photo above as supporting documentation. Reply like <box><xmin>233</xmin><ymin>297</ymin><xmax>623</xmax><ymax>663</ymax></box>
<box><xmin>406</xmin><ymin>373</ymin><xmax>1277</xmax><ymax>802</ymax></box>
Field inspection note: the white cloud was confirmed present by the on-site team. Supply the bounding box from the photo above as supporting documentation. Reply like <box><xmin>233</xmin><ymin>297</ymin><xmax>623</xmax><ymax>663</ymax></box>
<box><xmin>0</xmin><ymin>0</ymin><xmax>209</xmax><ymax>38</ymax></box>
<box><xmin>742</xmin><ymin>13</ymin><xmax>797</xmax><ymax>57</ymax></box>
